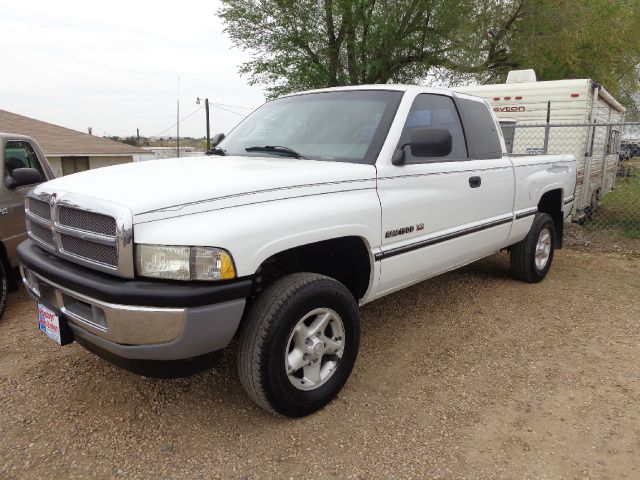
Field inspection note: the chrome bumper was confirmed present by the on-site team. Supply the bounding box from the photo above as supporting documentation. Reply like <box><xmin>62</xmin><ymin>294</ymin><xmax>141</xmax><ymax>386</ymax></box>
<box><xmin>20</xmin><ymin>266</ymin><xmax>246</xmax><ymax>360</ymax></box>
<box><xmin>21</xmin><ymin>265</ymin><xmax>185</xmax><ymax>344</ymax></box>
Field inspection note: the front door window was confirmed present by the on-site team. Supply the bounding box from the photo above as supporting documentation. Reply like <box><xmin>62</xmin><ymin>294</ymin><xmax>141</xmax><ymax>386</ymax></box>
<box><xmin>4</xmin><ymin>141</ymin><xmax>45</xmax><ymax>180</ymax></box>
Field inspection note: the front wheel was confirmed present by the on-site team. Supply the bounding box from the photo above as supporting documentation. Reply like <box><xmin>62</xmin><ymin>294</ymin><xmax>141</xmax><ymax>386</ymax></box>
<box><xmin>510</xmin><ymin>213</ymin><xmax>555</xmax><ymax>283</ymax></box>
<box><xmin>238</xmin><ymin>273</ymin><xmax>360</xmax><ymax>417</ymax></box>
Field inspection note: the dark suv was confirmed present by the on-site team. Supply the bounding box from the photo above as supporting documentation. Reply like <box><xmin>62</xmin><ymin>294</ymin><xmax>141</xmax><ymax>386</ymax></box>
<box><xmin>620</xmin><ymin>141</ymin><xmax>640</xmax><ymax>161</ymax></box>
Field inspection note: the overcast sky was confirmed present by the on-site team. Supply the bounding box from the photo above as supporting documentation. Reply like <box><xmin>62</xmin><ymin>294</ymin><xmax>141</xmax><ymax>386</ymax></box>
<box><xmin>0</xmin><ymin>0</ymin><xmax>265</xmax><ymax>138</ymax></box>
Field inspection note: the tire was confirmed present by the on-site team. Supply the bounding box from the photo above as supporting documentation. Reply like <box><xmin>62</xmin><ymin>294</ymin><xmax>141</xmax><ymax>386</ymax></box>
<box><xmin>238</xmin><ymin>273</ymin><xmax>360</xmax><ymax>417</ymax></box>
<box><xmin>0</xmin><ymin>260</ymin><xmax>7</xmax><ymax>320</ymax></box>
<box><xmin>510</xmin><ymin>213</ymin><xmax>555</xmax><ymax>283</ymax></box>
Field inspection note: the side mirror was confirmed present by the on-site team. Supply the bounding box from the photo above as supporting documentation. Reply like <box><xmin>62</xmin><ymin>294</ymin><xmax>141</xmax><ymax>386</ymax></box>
<box><xmin>211</xmin><ymin>133</ymin><xmax>225</xmax><ymax>147</ymax></box>
<box><xmin>409</xmin><ymin>128</ymin><xmax>452</xmax><ymax>157</ymax></box>
<box><xmin>392</xmin><ymin>128</ymin><xmax>453</xmax><ymax>166</ymax></box>
<box><xmin>5</xmin><ymin>167</ymin><xmax>43</xmax><ymax>190</ymax></box>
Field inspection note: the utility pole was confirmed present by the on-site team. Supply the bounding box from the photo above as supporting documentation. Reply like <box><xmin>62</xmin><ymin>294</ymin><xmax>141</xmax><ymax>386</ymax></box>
<box><xmin>177</xmin><ymin>98</ymin><xmax>180</xmax><ymax>158</ymax></box>
<box><xmin>205</xmin><ymin>98</ymin><xmax>210</xmax><ymax>151</ymax></box>
<box><xmin>177</xmin><ymin>76</ymin><xmax>180</xmax><ymax>158</ymax></box>
<box><xmin>197</xmin><ymin>97</ymin><xmax>211</xmax><ymax>150</ymax></box>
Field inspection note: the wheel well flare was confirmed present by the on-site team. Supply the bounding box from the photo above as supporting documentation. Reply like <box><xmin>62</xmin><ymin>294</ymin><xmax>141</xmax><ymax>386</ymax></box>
<box><xmin>253</xmin><ymin>237</ymin><xmax>372</xmax><ymax>300</ymax></box>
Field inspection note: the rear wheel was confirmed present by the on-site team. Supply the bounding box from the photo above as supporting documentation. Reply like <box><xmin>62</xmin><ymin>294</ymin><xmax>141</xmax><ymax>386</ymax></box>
<box><xmin>238</xmin><ymin>273</ymin><xmax>360</xmax><ymax>417</ymax></box>
<box><xmin>510</xmin><ymin>213</ymin><xmax>555</xmax><ymax>283</ymax></box>
<box><xmin>0</xmin><ymin>260</ymin><xmax>8</xmax><ymax>320</ymax></box>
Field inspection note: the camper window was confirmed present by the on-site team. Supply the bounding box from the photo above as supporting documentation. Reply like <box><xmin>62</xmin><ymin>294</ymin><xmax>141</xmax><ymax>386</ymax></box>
<box><xmin>607</xmin><ymin>128</ymin><xmax>620</xmax><ymax>154</ymax></box>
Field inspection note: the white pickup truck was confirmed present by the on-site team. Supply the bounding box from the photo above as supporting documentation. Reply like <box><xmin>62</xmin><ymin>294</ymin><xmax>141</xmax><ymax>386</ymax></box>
<box><xmin>18</xmin><ymin>86</ymin><xmax>576</xmax><ymax>417</ymax></box>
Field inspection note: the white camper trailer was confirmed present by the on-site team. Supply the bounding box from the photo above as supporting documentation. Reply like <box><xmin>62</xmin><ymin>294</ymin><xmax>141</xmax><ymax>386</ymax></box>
<box><xmin>456</xmin><ymin>70</ymin><xmax>626</xmax><ymax>220</ymax></box>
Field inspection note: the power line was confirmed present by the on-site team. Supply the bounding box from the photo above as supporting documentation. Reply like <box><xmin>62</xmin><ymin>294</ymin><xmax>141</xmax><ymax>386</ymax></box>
<box><xmin>144</xmin><ymin>101</ymin><xmax>253</xmax><ymax>139</ymax></box>
<box><xmin>212</xmin><ymin>102</ymin><xmax>256</xmax><ymax>110</ymax></box>
<box><xmin>212</xmin><ymin>104</ymin><xmax>250</xmax><ymax>118</ymax></box>
<box><xmin>150</xmin><ymin>105</ymin><xmax>204</xmax><ymax>138</ymax></box>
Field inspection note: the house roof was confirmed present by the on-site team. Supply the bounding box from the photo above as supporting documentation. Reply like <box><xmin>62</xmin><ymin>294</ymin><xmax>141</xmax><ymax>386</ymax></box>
<box><xmin>0</xmin><ymin>109</ymin><xmax>147</xmax><ymax>156</ymax></box>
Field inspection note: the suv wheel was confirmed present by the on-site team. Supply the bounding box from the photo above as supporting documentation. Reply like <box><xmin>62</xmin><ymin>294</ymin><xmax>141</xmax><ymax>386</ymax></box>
<box><xmin>238</xmin><ymin>273</ymin><xmax>360</xmax><ymax>417</ymax></box>
<box><xmin>510</xmin><ymin>213</ymin><xmax>556</xmax><ymax>283</ymax></box>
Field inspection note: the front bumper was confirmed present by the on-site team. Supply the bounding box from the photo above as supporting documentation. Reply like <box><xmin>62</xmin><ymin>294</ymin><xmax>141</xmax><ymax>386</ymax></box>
<box><xmin>18</xmin><ymin>240</ymin><xmax>250</xmax><ymax>361</ymax></box>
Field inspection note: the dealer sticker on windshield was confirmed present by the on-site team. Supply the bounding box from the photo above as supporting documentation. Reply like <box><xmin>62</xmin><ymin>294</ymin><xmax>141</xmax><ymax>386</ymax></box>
<box><xmin>38</xmin><ymin>303</ymin><xmax>62</xmax><ymax>345</ymax></box>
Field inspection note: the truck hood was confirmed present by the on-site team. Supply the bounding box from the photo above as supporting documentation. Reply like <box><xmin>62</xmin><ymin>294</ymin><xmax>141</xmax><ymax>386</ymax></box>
<box><xmin>36</xmin><ymin>155</ymin><xmax>376</xmax><ymax>221</ymax></box>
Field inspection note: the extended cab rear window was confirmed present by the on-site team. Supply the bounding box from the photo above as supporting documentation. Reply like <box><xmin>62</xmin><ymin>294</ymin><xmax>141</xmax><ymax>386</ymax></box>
<box><xmin>455</xmin><ymin>97</ymin><xmax>503</xmax><ymax>159</ymax></box>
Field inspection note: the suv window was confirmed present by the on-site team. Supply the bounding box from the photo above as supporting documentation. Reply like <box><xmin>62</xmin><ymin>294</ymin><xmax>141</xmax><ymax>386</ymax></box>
<box><xmin>4</xmin><ymin>141</ymin><xmax>45</xmax><ymax>179</ymax></box>
<box><xmin>398</xmin><ymin>94</ymin><xmax>468</xmax><ymax>163</ymax></box>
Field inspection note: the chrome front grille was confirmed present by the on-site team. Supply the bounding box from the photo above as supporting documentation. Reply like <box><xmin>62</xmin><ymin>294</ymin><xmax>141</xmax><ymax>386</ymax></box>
<box><xmin>29</xmin><ymin>221</ymin><xmax>55</xmax><ymax>246</ymax></box>
<box><xmin>25</xmin><ymin>191</ymin><xmax>134</xmax><ymax>278</ymax></box>
<box><xmin>58</xmin><ymin>207</ymin><xmax>117</xmax><ymax>236</ymax></box>
<box><xmin>28</xmin><ymin>198</ymin><xmax>52</xmax><ymax>221</ymax></box>
<box><xmin>59</xmin><ymin>234</ymin><xmax>119</xmax><ymax>266</ymax></box>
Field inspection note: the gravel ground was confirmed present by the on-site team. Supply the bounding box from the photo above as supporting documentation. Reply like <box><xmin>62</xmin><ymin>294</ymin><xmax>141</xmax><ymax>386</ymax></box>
<box><xmin>564</xmin><ymin>222</ymin><xmax>640</xmax><ymax>253</ymax></box>
<box><xmin>1</xmin><ymin>248</ymin><xmax>639</xmax><ymax>479</ymax></box>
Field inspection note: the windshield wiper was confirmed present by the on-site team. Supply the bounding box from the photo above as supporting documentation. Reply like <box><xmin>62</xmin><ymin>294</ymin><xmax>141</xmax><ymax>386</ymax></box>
<box><xmin>245</xmin><ymin>145</ymin><xmax>305</xmax><ymax>159</ymax></box>
<box><xmin>205</xmin><ymin>147</ymin><xmax>226</xmax><ymax>156</ymax></box>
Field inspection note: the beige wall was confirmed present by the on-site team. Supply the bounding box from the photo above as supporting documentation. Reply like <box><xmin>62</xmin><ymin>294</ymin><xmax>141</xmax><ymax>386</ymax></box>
<box><xmin>89</xmin><ymin>155</ymin><xmax>133</xmax><ymax>170</ymax></box>
<box><xmin>45</xmin><ymin>155</ymin><xmax>133</xmax><ymax>178</ymax></box>
<box><xmin>46</xmin><ymin>156</ymin><xmax>63</xmax><ymax>177</ymax></box>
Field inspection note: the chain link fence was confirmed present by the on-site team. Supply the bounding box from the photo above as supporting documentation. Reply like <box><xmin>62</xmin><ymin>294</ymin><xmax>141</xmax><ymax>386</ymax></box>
<box><xmin>505</xmin><ymin>122</ymin><xmax>640</xmax><ymax>250</ymax></box>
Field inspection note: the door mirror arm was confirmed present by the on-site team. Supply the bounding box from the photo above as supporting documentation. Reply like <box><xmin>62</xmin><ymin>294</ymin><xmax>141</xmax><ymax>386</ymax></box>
<box><xmin>4</xmin><ymin>176</ymin><xmax>17</xmax><ymax>190</ymax></box>
<box><xmin>211</xmin><ymin>133</ymin><xmax>225</xmax><ymax>147</ymax></box>
<box><xmin>391</xmin><ymin>147</ymin><xmax>407</xmax><ymax>166</ymax></box>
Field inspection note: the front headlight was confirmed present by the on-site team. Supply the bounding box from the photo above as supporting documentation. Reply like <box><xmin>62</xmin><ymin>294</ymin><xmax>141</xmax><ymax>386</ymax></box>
<box><xmin>135</xmin><ymin>245</ymin><xmax>236</xmax><ymax>281</ymax></box>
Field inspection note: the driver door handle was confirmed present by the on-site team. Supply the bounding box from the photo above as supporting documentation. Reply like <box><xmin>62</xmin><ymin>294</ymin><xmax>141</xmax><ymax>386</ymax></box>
<box><xmin>469</xmin><ymin>176</ymin><xmax>482</xmax><ymax>188</ymax></box>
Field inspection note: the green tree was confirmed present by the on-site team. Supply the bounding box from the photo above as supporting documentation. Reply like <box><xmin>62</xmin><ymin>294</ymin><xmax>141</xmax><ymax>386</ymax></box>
<box><xmin>219</xmin><ymin>0</ymin><xmax>640</xmax><ymax>112</ymax></box>
<box><xmin>219</xmin><ymin>0</ymin><xmax>479</xmax><ymax>98</ymax></box>
<box><xmin>525</xmin><ymin>0</ymin><xmax>640</xmax><ymax>115</ymax></box>
<box><xmin>456</xmin><ymin>0</ymin><xmax>640</xmax><ymax>114</ymax></box>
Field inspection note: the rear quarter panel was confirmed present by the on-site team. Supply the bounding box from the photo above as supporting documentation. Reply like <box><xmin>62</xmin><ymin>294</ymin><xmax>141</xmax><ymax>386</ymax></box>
<box><xmin>507</xmin><ymin>154</ymin><xmax>576</xmax><ymax>245</ymax></box>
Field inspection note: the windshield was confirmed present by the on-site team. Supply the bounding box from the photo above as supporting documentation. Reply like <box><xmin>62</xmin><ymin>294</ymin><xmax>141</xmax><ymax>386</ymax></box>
<box><xmin>217</xmin><ymin>90</ymin><xmax>403</xmax><ymax>164</ymax></box>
